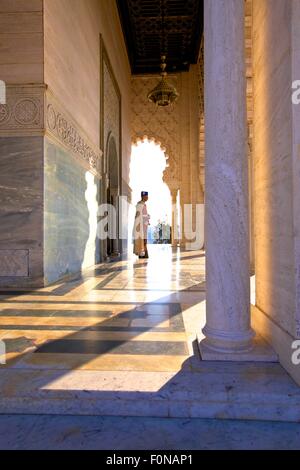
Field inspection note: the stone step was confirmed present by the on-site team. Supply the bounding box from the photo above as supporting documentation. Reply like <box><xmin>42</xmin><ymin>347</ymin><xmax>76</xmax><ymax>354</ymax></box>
<box><xmin>0</xmin><ymin>362</ymin><xmax>300</xmax><ymax>422</ymax></box>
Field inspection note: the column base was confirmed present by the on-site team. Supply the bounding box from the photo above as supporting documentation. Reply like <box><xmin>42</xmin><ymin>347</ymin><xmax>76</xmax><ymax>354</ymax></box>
<box><xmin>179</xmin><ymin>241</ymin><xmax>203</xmax><ymax>251</ymax></box>
<box><xmin>104</xmin><ymin>252</ymin><xmax>121</xmax><ymax>263</ymax></box>
<box><xmin>201</xmin><ymin>324</ymin><xmax>255</xmax><ymax>353</ymax></box>
<box><xmin>198</xmin><ymin>334</ymin><xmax>278</xmax><ymax>362</ymax></box>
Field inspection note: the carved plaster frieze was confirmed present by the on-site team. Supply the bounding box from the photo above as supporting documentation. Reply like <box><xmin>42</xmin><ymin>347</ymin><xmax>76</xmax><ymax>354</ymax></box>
<box><xmin>100</xmin><ymin>36</ymin><xmax>121</xmax><ymax>180</ymax></box>
<box><xmin>163</xmin><ymin>165</ymin><xmax>179</xmax><ymax>189</ymax></box>
<box><xmin>0</xmin><ymin>84</ymin><xmax>103</xmax><ymax>177</ymax></box>
<box><xmin>103</xmin><ymin>61</ymin><xmax>120</xmax><ymax>170</ymax></box>
<box><xmin>0</xmin><ymin>84</ymin><xmax>45</xmax><ymax>136</ymax></box>
<box><xmin>45</xmin><ymin>90</ymin><xmax>102</xmax><ymax>177</ymax></box>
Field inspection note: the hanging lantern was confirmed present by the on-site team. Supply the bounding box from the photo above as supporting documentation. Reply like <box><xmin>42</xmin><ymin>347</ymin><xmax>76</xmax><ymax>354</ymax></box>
<box><xmin>147</xmin><ymin>55</ymin><xmax>179</xmax><ymax>107</ymax></box>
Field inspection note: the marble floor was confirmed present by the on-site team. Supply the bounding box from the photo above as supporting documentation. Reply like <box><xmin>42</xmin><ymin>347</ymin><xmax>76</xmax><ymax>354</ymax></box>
<box><xmin>0</xmin><ymin>246</ymin><xmax>206</xmax><ymax>372</ymax></box>
<box><xmin>1</xmin><ymin>245</ymin><xmax>300</xmax><ymax>446</ymax></box>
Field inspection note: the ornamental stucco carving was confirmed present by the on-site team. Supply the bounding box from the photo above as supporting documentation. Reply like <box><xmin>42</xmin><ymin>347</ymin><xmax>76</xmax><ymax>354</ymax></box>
<box><xmin>103</xmin><ymin>60</ymin><xmax>120</xmax><ymax>174</ymax></box>
<box><xmin>197</xmin><ymin>38</ymin><xmax>205</xmax><ymax>195</ymax></box>
<box><xmin>0</xmin><ymin>84</ymin><xmax>44</xmax><ymax>135</ymax></box>
<box><xmin>0</xmin><ymin>84</ymin><xmax>102</xmax><ymax>177</ymax></box>
<box><xmin>45</xmin><ymin>94</ymin><xmax>102</xmax><ymax>176</ymax></box>
<box><xmin>131</xmin><ymin>75</ymin><xmax>180</xmax><ymax>188</ymax></box>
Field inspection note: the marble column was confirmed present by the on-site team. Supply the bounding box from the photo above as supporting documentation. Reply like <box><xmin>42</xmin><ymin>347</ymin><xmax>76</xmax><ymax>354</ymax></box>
<box><xmin>171</xmin><ymin>189</ymin><xmax>179</xmax><ymax>247</ymax></box>
<box><xmin>200</xmin><ymin>0</ymin><xmax>255</xmax><ymax>358</ymax></box>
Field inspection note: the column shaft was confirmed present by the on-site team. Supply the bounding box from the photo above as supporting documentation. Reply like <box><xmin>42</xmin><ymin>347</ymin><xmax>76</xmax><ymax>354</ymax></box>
<box><xmin>200</xmin><ymin>0</ymin><xmax>254</xmax><ymax>356</ymax></box>
<box><xmin>171</xmin><ymin>190</ymin><xmax>178</xmax><ymax>247</ymax></box>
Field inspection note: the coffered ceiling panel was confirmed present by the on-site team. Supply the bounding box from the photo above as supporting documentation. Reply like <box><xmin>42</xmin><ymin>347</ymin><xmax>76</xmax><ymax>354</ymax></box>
<box><xmin>117</xmin><ymin>0</ymin><xmax>204</xmax><ymax>75</ymax></box>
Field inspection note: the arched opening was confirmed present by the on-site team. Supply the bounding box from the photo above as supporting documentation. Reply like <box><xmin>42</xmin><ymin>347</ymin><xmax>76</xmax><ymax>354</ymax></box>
<box><xmin>100</xmin><ymin>133</ymin><xmax>120</xmax><ymax>261</ymax></box>
<box><xmin>129</xmin><ymin>139</ymin><xmax>174</xmax><ymax>256</ymax></box>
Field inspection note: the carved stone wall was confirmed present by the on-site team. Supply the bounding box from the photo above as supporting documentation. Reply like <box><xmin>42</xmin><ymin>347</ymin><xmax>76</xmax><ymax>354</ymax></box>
<box><xmin>0</xmin><ymin>0</ymin><xmax>132</xmax><ymax>286</ymax></box>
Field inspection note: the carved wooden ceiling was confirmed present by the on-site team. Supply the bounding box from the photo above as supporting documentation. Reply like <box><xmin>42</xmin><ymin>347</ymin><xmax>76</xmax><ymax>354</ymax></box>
<box><xmin>117</xmin><ymin>0</ymin><xmax>204</xmax><ymax>75</ymax></box>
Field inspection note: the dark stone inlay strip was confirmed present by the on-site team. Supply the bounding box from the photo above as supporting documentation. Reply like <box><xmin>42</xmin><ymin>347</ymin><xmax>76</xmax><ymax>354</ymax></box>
<box><xmin>35</xmin><ymin>339</ymin><xmax>188</xmax><ymax>356</ymax></box>
<box><xmin>138</xmin><ymin>304</ymin><xmax>181</xmax><ymax>315</ymax></box>
<box><xmin>0</xmin><ymin>303</ymin><xmax>185</xmax><ymax>332</ymax></box>
<box><xmin>0</xmin><ymin>300</ymin><xmax>181</xmax><ymax>305</ymax></box>
<box><xmin>0</xmin><ymin>291</ymin><xmax>35</xmax><ymax>296</ymax></box>
<box><xmin>0</xmin><ymin>310</ymin><xmax>113</xmax><ymax>318</ymax></box>
<box><xmin>0</xmin><ymin>325</ymin><xmax>185</xmax><ymax>332</ymax></box>
<box><xmin>94</xmin><ymin>288</ymin><xmax>206</xmax><ymax>292</ymax></box>
<box><xmin>0</xmin><ymin>291</ymin><xmax>51</xmax><ymax>298</ymax></box>
<box><xmin>119</xmin><ymin>311</ymin><xmax>170</xmax><ymax>319</ymax></box>
<box><xmin>94</xmin><ymin>273</ymin><xmax>121</xmax><ymax>290</ymax></box>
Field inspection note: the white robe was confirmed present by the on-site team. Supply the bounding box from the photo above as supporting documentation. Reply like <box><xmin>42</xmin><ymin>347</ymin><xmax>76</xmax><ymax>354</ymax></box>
<box><xmin>133</xmin><ymin>200</ymin><xmax>150</xmax><ymax>256</ymax></box>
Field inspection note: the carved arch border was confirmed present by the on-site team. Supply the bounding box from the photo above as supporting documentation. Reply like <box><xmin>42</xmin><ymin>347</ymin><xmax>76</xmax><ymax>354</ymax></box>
<box><xmin>106</xmin><ymin>131</ymin><xmax>119</xmax><ymax>190</ymax></box>
<box><xmin>100</xmin><ymin>34</ymin><xmax>122</xmax><ymax>187</ymax></box>
<box><xmin>131</xmin><ymin>133</ymin><xmax>180</xmax><ymax>191</ymax></box>
<box><xmin>100</xmin><ymin>35</ymin><xmax>122</xmax><ymax>260</ymax></box>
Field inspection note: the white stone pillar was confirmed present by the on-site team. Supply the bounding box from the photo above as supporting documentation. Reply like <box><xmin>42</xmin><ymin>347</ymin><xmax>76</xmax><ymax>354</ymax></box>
<box><xmin>200</xmin><ymin>0</ymin><xmax>254</xmax><ymax>358</ymax></box>
<box><xmin>171</xmin><ymin>189</ymin><xmax>178</xmax><ymax>247</ymax></box>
